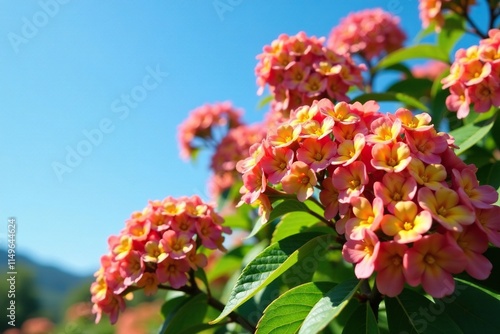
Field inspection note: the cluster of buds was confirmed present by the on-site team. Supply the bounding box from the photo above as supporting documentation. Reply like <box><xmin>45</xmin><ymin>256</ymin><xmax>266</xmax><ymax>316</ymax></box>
<box><xmin>442</xmin><ymin>29</ymin><xmax>500</xmax><ymax>118</ymax></box>
<box><xmin>237</xmin><ymin>98</ymin><xmax>500</xmax><ymax>298</ymax></box>
<box><xmin>418</xmin><ymin>0</ymin><xmax>477</xmax><ymax>31</ymax></box>
<box><xmin>90</xmin><ymin>196</ymin><xmax>231</xmax><ymax>324</ymax></box>
<box><xmin>177</xmin><ymin>101</ymin><xmax>243</xmax><ymax>160</ymax></box>
<box><xmin>255</xmin><ymin>32</ymin><xmax>365</xmax><ymax>117</ymax></box>
<box><xmin>327</xmin><ymin>8</ymin><xmax>406</xmax><ymax>61</ymax></box>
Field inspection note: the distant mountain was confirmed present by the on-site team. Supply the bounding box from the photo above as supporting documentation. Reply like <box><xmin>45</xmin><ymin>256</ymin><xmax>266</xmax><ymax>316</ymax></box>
<box><xmin>0</xmin><ymin>249</ymin><xmax>92</xmax><ymax>322</ymax></box>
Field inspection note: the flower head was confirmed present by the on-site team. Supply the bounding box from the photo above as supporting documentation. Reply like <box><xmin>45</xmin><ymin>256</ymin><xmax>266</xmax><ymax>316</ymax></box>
<box><xmin>327</xmin><ymin>8</ymin><xmax>406</xmax><ymax>60</ymax></box>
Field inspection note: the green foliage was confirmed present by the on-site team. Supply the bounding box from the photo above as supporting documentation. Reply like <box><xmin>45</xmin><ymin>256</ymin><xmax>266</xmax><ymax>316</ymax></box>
<box><xmin>385</xmin><ymin>288</ymin><xmax>463</xmax><ymax>333</ymax></box>
<box><xmin>342</xmin><ymin>303</ymin><xmax>379</xmax><ymax>334</ymax></box>
<box><xmin>375</xmin><ymin>44</ymin><xmax>449</xmax><ymax>71</ymax></box>
<box><xmin>298</xmin><ymin>279</ymin><xmax>361</xmax><ymax>334</ymax></box>
<box><xmin>256</xmin><ymin>282</ymin><xmax>337</xmax><ymax>334</ymax></box>
<box><xmin>212</xmin><ymin>232</ymin><xmax>332</xmax><ymax>323</ymax></box>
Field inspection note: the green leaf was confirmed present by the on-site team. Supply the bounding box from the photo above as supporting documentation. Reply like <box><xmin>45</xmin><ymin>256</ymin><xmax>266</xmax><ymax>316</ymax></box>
<box><xmin>438</xmin><ymin>13</ymin><xmax>465</xmax><ymax>55</ymax></box>
<box><xmin>160</xmin><ymin>293</ymin><xmax>208</xmax><ymax>334</ymax></box>
<box><xmin>248</xmin><ymin>199</ymin><xmax>310</xmax><ymax>239</ymax></box>
<box><xmin>375</xmin><ymin>44</ymin><xmax>449</xmax><ymax>71</ymax></box>
<box><xmin>223</xmin><ymin>204</ymin><xmax>253</xmax><ymax>230</ymax></box>
<box><xmin>352</xmin><ymin>92</ymin><xmax>429</xmax><ymax>112</ymax></box>
<box><xmin>437</xmin><ymin>279</ymin><xmax>500</xmax><ymax>333</ymax></box>
<box><xmin>382</xmin><ymin>63</ymin><xmax>414</xmax><ymax>78</ymax></box>
<box><xmin>385</xmin><ymin>288</ymin><xmax>463</xmax><ymax>334</ymax></box>
<box><xmin>342</xmin><ymin>303</ymin><xmax>379</xmax><ymax>334</ymax></box>
<box><xmin>271</xmin><ymin>211</ymin><xmax>322</xmax><ymax>243</ymax></box>
<box><xmin>207</xmin><ymin>244</ymin><xmax>253</xmax><ymax>282</ymax></box>
<box><xmin>450</xmin><ymin>116</ymin><xmax>496</xmax><ymax>155</ymax></box>
<box><xmin>491</xmin><ymin>112</ymin><xmax>500</xmax><ymax>148</ymax></box>
<box><xmin>387</xmin><ymin>78</ymin><xmax>433</xmax><ymax>99</ymax></box>
<box><xmin>255</xmin><ymin>282</ymin><xmax>337</xmax><ymax>334</ymax></box>
<box><xmin>298</xmin><ymin>279</ymin><xmax>362</xmax><ymax>334</ymax></box>
<box><xmin>160</xmin><ymin>294</ymin><xmax>190</xmax><ymax>320</ymax></box>
<box><xmin>476</xmin><ymin>161</ymin><xmax>500</xmax><ymax>190</ymax></box>
<box><xmin>257</xmin><ymin>95</ymin><xmax>274</xmax><ymax>110</ymax></box>
<box><xmin>413</xmin><ymin>21</ymin><xmax>436</xmax><ymax>43</ymax></box>
<box><xmin>211</xmin><ymin>232</ymin><xmax>332</xmax><ymax>323</ymax></box>
<box><xmin>462</xmin><ymin>247</ymin><xmax>500</xmax><ymax>295</ymax></box>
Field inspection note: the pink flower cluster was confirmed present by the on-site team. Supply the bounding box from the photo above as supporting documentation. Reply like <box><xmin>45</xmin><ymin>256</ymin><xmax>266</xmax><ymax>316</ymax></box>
<box><xmin>90</xmin><ymin>196</ymin><xmax>231</xmax><ymax>324</ymax></box>
<box><xmin>237</xmin><ymin>98</ymin><xmax>499</xmax><ymax>298</ymax></box>
<box><xmin>442</xmin><ymin>29</ymin><xmax>500</xmax><ymax>118</ymax></box>
<box><xmin>327</xmin><ymin>8</ymin><xmax>406</xmax><ymax>61</ymax></box>
<box><xmin>209</xmin><ymin>124</ymin><xmax>267</xmax><ymax>198</ymax></box>
<box><xmin>177</xmin><ymin>101</ymin><xmax>243</xmax><ymax>160</ymax></box>
<box><xmin>418</xmin><ymin>0</ymin><xmax>476</xmax><ymax>31</ymax></box>
<box><xmin>255</xmin><ymin>32</ymin><xmax>365</xmax><ymax>117</ymax></box>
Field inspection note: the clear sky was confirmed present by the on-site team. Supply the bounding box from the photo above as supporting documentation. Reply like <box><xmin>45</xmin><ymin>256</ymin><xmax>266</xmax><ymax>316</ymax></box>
<box><xmin>0</xmin><ymin>0</ymin><xmax>486</xmax><ymax>275</ymax></box>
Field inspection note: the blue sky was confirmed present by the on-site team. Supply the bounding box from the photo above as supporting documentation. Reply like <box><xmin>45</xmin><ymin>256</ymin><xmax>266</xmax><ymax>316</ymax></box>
<box><xmin>0</xmin><ymin>0</ymin><xmax>485</xmax><ymax>275</ymax></box>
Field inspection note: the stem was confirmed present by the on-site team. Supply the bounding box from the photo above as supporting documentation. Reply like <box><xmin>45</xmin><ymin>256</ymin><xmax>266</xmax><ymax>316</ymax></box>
<box><xmin>368</xmin><ymin>283</ymin><xmax>383</xmax><ymax>321</ymax></box>
<box><xmin>206</xmin><ymin>295</ymin><xmax>256</xmax><ymax>333</ymax></box>
<box><xmin>359</xmin><ymin>279</ymin><xmax>383</xmax><ymax>321</ymax></box>
<box><xmin>451</xmin><ymin>3</ymin><xmax>487</xmax><ymax>38</ymax></box>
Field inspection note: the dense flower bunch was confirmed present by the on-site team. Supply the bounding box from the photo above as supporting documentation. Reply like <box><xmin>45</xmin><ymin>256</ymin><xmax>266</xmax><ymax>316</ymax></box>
<box><xmin>418</xmin><ymin>0</ymin><xmax>476</xmax><ymax>31</ymax></box>
<box><xmin>327</xmin><ymin>8</ymin><xmax>406</xmax><ymax>61</ymax></box>
<box><xmin>442</xmin><ymin>29</ymin><xmax>500</xmax><ymax>118</ymax></box>
<box><xmin>209</xmin><ymin>124</ymin><xmax>267</xmax><ymax>198</ymax></box>
<box><xmin>237</xmin><ymin>98</ymin><xmax>500</xmax><ymax>298</ymax></box>
<box><xmin>255</xmin><ymin>32</ymin><xmax>365</xmax><ymax>117</ymax></box>
<box><xmin>90</xmin><ymin>196</ymin><xmax>231</xmax><ymax>324</ymax></box>
<box><xmin>177</xmin><ymin>101</ymin><xmax>243</xmax><ymax>160</ymax></box>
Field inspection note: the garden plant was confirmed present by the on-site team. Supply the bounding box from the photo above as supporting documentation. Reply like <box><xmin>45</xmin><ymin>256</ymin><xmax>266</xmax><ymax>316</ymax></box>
<box><xmin>91</xmin><ymin>1</ymin><xmax>500</xmax><ymax>333</ymax></box>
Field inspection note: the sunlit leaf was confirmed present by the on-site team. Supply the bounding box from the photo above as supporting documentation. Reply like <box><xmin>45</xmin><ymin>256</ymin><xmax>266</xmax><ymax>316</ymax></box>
<box><xmin>271</xmin><ymin>211</ymin><xmax>322</xmax><ymax>243</ymax></box>
<box><xmin>298</xmin><ymin>279</ymin><xmax>362</xmax><ymax>334</ymax></box>
<box><xmin>211</xmin><ymin>232</ymin><xmax>332</xmax><ymax>323</ymax></box>
<box><xmin>375</xmin><ymin>44</ymin><xmax>449</xmax><ymax>71</ymax></box>
<box><xmin>438</xmin><ymin>13</ymin><xmax>465</xmax><ymax>54</ymax></box>
<box><xmin>450</xmin><ymin>116</ymin><xmax>496</xmax><ymax>155</ymax></box>
<box><xmin>255</xmin><ymin>282</ymin><xmax>336</xmax><ymax>334</ymax></box>
<box><xmin>248</xmin><ymin>199</ymin><xmax>310</xmax><ymax>239</ymax></box>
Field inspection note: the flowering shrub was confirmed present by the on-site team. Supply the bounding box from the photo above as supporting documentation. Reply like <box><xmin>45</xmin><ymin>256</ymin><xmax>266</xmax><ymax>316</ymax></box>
<box><xmin>327</xmin><ymin>8</ymin><xmax>406</xmax><ymax>61</ymax></box>
<box><xmin>237</xmin><ymin>98</ymin><xmax>498</xmax><ymax>297</ymax></box>
<box><xmin>255</xmin><ymin>31</ymin><xmax>365</xmax><ymax>117</ymax></box>
<box><xmin>90</xmin><ymin>196</ymin><xmax>231</xmax><ymax>324</ymax></box>
<box><xmin>93</xmin><ymin>3</ymin><xmax>500</xmax><ymax>333</ymax></box>
<box><xmin>442</xmin><ymin>28</ymin><xmax>500</xmax><ymax>118</ymax></box>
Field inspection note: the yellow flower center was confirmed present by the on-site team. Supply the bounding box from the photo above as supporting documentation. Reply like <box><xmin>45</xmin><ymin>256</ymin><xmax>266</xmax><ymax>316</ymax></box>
<box><xmin>314</xmin><ymin>152</ymin><xmax>323</xmax><ymax>161</ymax></box>
<box><xmin>349</xmin><ymin>179</ymin><xmax>360</xmax><ymax>188</ymax></box>
<box><xmin>403</xmin><ymin>221</ymin><xmax>414</xmax><ymax>231</ymax></box>
<box><xmin>364</xmin><ymin>245</ymin><xmax>373</xmax><ymax>256</ymax></box>
<box><xmin>424</xmin><ymin>254</ymin><xmax>436</xmax><ymax>265</ymax></box>
<box><xmin>437</xmin><ymin>206</ymin><xmax>447</xmax><ymax>216</ymax></box>
<box><xmin>393</xmin><ymin>192</ymin><xmax>402</xmax><ymax>201</ymax></box>
<box><xmin>392</xmin><ymin>256</ymin><xmax>402</xmax><ymax>266</ymax></box>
